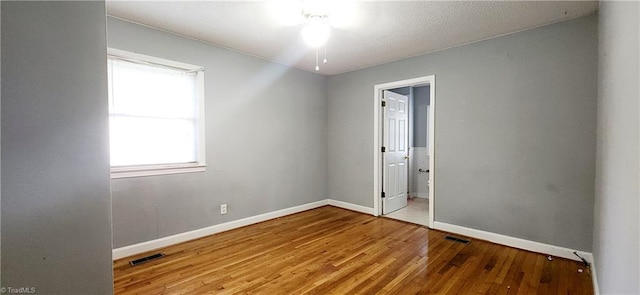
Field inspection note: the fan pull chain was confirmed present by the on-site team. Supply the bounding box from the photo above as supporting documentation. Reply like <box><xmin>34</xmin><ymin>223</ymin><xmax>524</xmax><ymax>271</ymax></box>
<box><xmin>323</xmin><ymin>44</ymin><xmax>328</xmax><ymax>64</ymax></box>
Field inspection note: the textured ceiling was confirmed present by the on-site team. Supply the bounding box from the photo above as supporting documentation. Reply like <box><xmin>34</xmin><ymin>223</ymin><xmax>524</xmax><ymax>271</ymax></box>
<box><xmin>106</xmin><ymin>1</ymin><xmax>599</xmax><ymax>76</ymax></box>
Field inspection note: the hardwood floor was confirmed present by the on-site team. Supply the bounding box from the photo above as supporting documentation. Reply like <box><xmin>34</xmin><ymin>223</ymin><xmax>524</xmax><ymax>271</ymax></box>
<box><xmin>114</xmin><ymin>206</ymin><xmax>593</xmax><ymax>294</ymax></box>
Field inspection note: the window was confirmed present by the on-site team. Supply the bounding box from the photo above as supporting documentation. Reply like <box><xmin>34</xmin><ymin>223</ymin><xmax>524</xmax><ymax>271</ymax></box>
<box><xmin>107</xmin><ymin>49</ymin><xmax>205</xmax><ymax>178</ymax></box>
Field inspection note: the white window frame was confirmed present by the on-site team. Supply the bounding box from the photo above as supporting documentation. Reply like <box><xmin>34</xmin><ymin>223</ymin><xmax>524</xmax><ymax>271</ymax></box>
<box><xmin>107</xmin><ymin>48</ymin><xmax>206</xmax><ymax>179</ymax></box>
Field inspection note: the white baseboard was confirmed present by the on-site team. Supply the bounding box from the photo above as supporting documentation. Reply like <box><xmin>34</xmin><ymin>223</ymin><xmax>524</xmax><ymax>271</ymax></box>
<box><xmin>327</xmin><ymin>199</ymin><xmax>375</xmax><ymax>215</ymax></box>
<box><xmin>590</xmin><ymin>258</ymin><xmax>600</xmax><ymax>295</ymax></box>
<box><xmin>433</xmin><ymin>221</ymin><xmax>594</xmax><ymax>264</ymax></box>
<box><xmin>112</xmin><ymin>200</ymin><xmax>329</xmax><ymax>260</ymax></box>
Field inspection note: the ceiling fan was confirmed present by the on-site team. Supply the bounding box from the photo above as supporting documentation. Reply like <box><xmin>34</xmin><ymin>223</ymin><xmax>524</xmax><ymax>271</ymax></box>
<box><xmin>268</xmin><ymin>0</ymin><xmax>357</xmax><ymax>71</ymax></box>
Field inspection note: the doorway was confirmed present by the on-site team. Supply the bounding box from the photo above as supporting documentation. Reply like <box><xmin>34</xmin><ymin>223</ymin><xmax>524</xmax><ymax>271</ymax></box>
<box><xmin>373</xmin><ymin>76</ymin><xmax>435</xmax><ymax>228</ymax></box>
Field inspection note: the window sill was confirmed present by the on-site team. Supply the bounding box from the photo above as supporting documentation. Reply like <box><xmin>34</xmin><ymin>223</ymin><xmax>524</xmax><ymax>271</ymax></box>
<box><xmin>110</xmin><ymin>164</ymin><xmax>206</xmax><ymax>179</ymax></box>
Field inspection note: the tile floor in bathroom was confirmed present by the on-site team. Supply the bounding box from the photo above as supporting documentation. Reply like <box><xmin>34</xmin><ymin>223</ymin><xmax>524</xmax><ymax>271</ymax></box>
<box><xmin>384</xmin><ymin>197</ymin><xmax>429</xmax><ymax>226</ymax></box>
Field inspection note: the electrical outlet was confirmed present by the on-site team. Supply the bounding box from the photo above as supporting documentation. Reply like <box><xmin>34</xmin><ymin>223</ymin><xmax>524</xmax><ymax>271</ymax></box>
<box><xmin>220</xmin><ymin>204</ymin><xmax>227</xmax><ymax>215</ymax></box>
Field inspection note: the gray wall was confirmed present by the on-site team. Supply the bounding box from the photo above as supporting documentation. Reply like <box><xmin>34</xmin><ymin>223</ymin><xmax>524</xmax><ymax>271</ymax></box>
<box><xmin>593</xmin><ymin>2</ymin><xmax>640</xmax><ymax>293</ymax></box>
<box><xmin>413</xmin><ymin>86</ymin><xmax>430</xmax><ymax>148</ymax></box>
<box><xmin>107</xmin><ymin>17</ymin><xmax>328</xmax><ymax>248</ymax></box>
<box><xmin>1</xmin><ymin>2</ymin><xmax>113</xmax><ymax>293</ymax></box>
<box><xmin>328</xmin><ymin>15</ymin><xmax>597</xmax><ymax>251</ymax></box>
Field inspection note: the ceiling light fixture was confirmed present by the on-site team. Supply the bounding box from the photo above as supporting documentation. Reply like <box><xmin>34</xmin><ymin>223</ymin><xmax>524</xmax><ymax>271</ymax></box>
<box><xmin>301</xmin><ymin>14</ymin><xmax>330</xmax><ymax>71</ymax></box>
<box><xmin>301</xmin><ymin>15</ymin><xmax>329</xmax><ymax>48</ymax></box>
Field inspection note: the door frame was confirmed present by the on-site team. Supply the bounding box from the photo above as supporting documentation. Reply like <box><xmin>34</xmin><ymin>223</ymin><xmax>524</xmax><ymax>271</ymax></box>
<box><xmin>373</xmin><ymin>75</ymin><xmax>435</xmax><ymax>228</ymax></box>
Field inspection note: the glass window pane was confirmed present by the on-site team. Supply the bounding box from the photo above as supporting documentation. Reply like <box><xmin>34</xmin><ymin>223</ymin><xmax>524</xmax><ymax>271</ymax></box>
<box><xmin>110</xmin><ymin>59</ymin><xmax>197</xmax><ymax>119</ymax></box>
<box><xmin>110</xmin><ymin>115</ymin><xmax>197</xmax><ymax>167</ymax></box>
<box><xmin>107</xmin><ymin>55</ymin><xmax>202</xmax><ymax>169</ymax></box>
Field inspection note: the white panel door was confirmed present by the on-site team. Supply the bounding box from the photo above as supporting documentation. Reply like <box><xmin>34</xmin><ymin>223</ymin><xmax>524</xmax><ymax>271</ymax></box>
<box><xmin>383</xmin><ymin>90</ymin><xmax>409</xmax><ymax>214</ymax></box>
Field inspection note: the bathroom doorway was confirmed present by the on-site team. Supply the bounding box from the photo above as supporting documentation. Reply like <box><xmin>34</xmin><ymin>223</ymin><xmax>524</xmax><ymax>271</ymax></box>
<box><xmin>373</xmin><ymin>76</ymin><xmax>435</xmax><ymax>228</ymax></box>
<box><xmin>384</xmin><ymin>85</ymin><xmax>430</xmax><ymax>226</ymax></box>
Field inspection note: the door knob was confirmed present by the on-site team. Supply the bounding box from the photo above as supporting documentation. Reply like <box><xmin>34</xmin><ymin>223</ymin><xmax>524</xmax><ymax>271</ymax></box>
<box><xmin>404</xmin><ymin>156</ymin><xmax>410</xmax><ymax>160</ymax></box>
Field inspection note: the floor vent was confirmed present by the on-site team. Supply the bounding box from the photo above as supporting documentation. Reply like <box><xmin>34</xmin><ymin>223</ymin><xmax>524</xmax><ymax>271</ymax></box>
<box><xmin>129</xmin><ymin>253</ymin><xmax>165</xmax><ymax>266</ymax></box>
<box><xmin>445</xmin><ymin>235</ymin><xmax>470</xmax><ymax>244</ymax></box>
